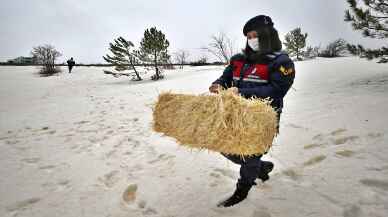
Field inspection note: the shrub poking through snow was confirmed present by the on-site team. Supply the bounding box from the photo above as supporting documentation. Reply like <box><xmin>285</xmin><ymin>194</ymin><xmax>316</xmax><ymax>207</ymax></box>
<box><xmin>31</xmin><ymin>44</ymin><xmax>62</xmax><ymax>76</ymax></box>
<box><xmin>153</xmin><ymin>89</ymin><xmax>278</xmax><ymax>156</ymax></box>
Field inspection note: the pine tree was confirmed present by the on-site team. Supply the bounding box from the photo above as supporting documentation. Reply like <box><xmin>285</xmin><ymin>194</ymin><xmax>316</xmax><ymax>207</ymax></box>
<box><xmin>344</xmin><ymin>0</ymin><xmax>388</xmax><ymax>62</ymax></box>
<box><xmin>103</xmin><ymin>36</ymin><xmax>142</xmax><ymax>81</ymax></box>
<box><xmin>347</xmin><ymin>44</ymin><xmax>362</xmax><ymax>55</ymax></box>
<box><xmin>283</xmin><ymin>28</ymin><xmax>308</xmax><ymax>60</ymax></box>
<box><xmin>139</xmin><ymin>27</ymin><xmax>170</xmax><ymax>80</ymax></box>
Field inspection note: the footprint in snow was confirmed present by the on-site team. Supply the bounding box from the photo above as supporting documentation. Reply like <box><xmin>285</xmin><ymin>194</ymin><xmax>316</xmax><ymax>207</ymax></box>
<box><xmin>98</xmin><ymin>170</ymin><xmax>120</xmax><ymax>188</ymax></box>
<box><xmin>312</xmin><ymin>133</ymin><xmax>324</xmax><ymax>141</ymax></box>
<box><xmin>287</xmin><ymin>123</ymin><xmax>305</xmax><ymax>129</ymax></box>
<box><xmin>57</xmin><ymin>179</ymin><xmax>71</xmax><ymax>187</ymax></box>
<box><xmin>74</xmin><ymin>120</ymin><xmax>90</xmax><ymax>125</ymax></box>
<box><xmin>365</xmin><ymin>165</ymin><xmax>388</xmax><ymax>172</ymax></box>
<box><xmin>251</xmin><ymin>209</ymin><xmax>271</xmax><ymax>217</ymax></box>
<box><xmin>41</xmin><ymin>126</ymin><xmax>50</xmax><ymax>131</ymax></box>
<box><xmin>359</xmin><ymin>179</ymin><xmax>388</xmax><ymax>191</ymax></box>
<box><xmin>137</xmin><ymin>200</ymin><xmax>147</xmax><ymax>209</ymax></box>
<box><xmin>303</xmin><ymin>143</ymin><xmax>325</xmax><ymax>150</ymax></box>
<box><xmin>142</xmin><ymin>207</ymin><xmax>158</xmax><ymax>215</ymax></box>
<box><xmin>333</xmin><ymin>136</ymin><xmax>359</xmax><ymax>145</ymax></box>
<box><xmin>343</xmin><ymin>204</ymin><xmax>363</xmax><ymax>217</ymax></box>
<box><xmin>21</xmin><ymin>157</ymin><xmax>41</xmax><ymax>164</ymax></box>
<box><xmin>41</xmin><ymin>179</ymin><xmax>71</xmax><ymax>191</ymax></box>
<box><xmin>330</xmin><ymin>128</ymin><xmax>347</xmax><ymax>136</ymax></box>
<box><xmin>213</xmin><ymin>168</ymin><xmax>237</xmax><ymax>179</ymax></box>
<box><xmin>123</xmin><ymin>151</ymin><xmax>132</xmax><ymax>156</ymax></box>
<box><xmin>282</xmin><ymin>168</ymin><xmax>302</xmax><ymax>181</ymax></box>
<box><xmin>209</xmin><ymin>172</ymin><xmax>221</xmax><ymax>179</ymax></box>
<box><xmin>367</xmin><ymin>132</ymin><xmax>384</xmax><ymax>139</ymax></box>
<box><xmin>105</xmin><ymin>149</ymin><xmax>117</xmax><ymax>158</ymax></box>
<box><xmin>38</xmin><ymin>165</ymin><xmax>56</xmax><ymax>170</ymax></box>
<box><xmin>106</xmin><ymin>130</ymin><xmax>114</xmax><ymax>135</ymax></box>
<box><xmin>335</xmin><ymin>150</ymin><xmax>357</xmax><ymax>158</ymax></box>
<box><xmin>209</xmin><ymin>172</ymin><xmax>224</xmax><ymax>187</ymax></box>
<box><xmin>5</xmin><ymin>140</ymin><xmax>20</xmax><ymax>145</ymax></box>
<box><xmin>6</xmin><ymin>197</ymin><xmax>41</xmax><ymax>212</ymax></box>
<box><xmin>303</xmin><ymin>155</ymin><xmax>326</xmax><ymax>167</ymax></box>
<box><xmin>148</xmin><ymin>154</ymin><xmax>175</xmax><ymax>164</ymax></box>
<box><xmin>113</xmin><ymin>138</ymin><xmax>127</xmax><ymax>148</ymax></box>
<box><xmin>47</xmin><ymin>130</ymin><xmax>56</xmax><ymax>135</ymax></box>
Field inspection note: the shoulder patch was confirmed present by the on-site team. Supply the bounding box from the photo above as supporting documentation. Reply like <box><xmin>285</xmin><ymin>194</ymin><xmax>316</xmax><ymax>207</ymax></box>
<box><xmin>279</xmin><ymin>65</ymin><xmax>294</xmax><ymax>76</ymax></box>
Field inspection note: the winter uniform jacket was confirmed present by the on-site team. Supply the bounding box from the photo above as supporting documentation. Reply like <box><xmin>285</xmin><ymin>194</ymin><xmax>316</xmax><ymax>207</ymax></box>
<box><xmin>67</xmin><ymin>60</ymin><xmax>75</xmax><ymax>67</ymax></box>
<box><xmin>213</xmin><ymin>52</ymin><xmax>295</xmax><ymax>115</ymax></box>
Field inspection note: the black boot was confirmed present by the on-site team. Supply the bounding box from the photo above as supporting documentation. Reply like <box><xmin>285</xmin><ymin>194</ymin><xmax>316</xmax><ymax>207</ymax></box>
<box><xmin>257</xmin><ymin>161</ymin><xmax>274</xmax><ymax>183</ymax></box>
<box><xmin>217</xmin><ymin>183</ymin><xmax>252</xmax><ymax>207</ymax></box>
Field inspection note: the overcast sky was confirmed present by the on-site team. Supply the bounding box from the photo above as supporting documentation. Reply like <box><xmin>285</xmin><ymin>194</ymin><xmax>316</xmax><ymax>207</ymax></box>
<box><xmin>0</xmin><ymin>0</ymin><xmax>385</xmax><ymax>63</ymax></box>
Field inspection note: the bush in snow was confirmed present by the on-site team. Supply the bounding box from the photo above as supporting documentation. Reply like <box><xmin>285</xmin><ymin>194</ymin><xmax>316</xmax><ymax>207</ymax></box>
<box><xmin>31</xmin><ymin>44</ymin><xmax>62</xmax><ymax>76</ymax></box>
<box><xmin>190</xmin><ymin>56</ymin><xmax>210</xmax><ymax>66</ymax></box>
<box><xmin>303</xmin><ymin>46</ymin><xmax>320</xmax><ymax>60</ymax></box>
<box><xmin>319</xmin><ymin>39</ymin><xmax>348</xmax><ymax>58</ymax></box>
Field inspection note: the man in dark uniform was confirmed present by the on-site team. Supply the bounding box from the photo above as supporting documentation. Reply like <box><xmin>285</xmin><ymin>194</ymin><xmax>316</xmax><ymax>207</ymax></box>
<box><xmin>209</xmin><ymin>15</ymin><xmax>295</xmax><ymax>207</ymax></box>
<box><xmin>67</xmin><ymin>57</ymin><xmax>75</xmax><ymax>73</ymax></box>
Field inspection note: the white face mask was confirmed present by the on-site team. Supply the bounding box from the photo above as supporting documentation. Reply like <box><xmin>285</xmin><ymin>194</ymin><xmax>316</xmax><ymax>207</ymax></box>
<box><xmin>247</xmin><ymin>38</ymin><xmax>259</xmax><ymax>51</ymax></box>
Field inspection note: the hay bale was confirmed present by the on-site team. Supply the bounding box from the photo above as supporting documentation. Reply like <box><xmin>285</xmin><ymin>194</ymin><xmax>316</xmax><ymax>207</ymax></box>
<box><xmin>153</xmin><ymin>89</ymin><xmax>278</xmax><ymax>156</ymax></box>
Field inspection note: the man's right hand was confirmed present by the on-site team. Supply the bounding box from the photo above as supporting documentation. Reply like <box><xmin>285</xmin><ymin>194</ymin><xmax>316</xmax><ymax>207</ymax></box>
<box><xmin>209</xmin><ymin>83</ymin><xmax>222</xmax><ymax>94</ymax></box>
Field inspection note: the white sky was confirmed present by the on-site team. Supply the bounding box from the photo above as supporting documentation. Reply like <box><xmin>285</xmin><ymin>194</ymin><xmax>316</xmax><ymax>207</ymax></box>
<box><xmin>0</xmin><ymin>0</ymin><xmax>385</xmax><ymax>63</ymax></box>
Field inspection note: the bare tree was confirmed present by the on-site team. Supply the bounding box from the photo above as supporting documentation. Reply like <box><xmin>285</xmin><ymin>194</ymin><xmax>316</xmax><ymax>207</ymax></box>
<box><xmin>31</xmin><ymin>44</ymin><xmax>62</xmax><ymax>76</ymax></box>
<box><xmin>319</xmin><ymin>39</ymin><xmax>348</xmax><ymax>57</ymax></box>
<box><xmin>202</xmin><ymin>32</ymin><xmax>236</xmax><ymax>63</ymax></box>
<box><xmin>303</xmin><ymin>45</ymin><xmax>320</xmax><ymax>59</ymax></box>
<box><xmin>174</xmin><ymin>50</ymin><xmax>190</xmax><ymax>69</ymax></box>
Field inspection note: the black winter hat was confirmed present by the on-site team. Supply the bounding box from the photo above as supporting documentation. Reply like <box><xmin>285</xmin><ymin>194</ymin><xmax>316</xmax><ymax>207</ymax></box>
<box><xmin>243</xmin><ymin>15</ymin><xmax>274</xmax><ymax>36</ymax></box>
<box><xmin>242</xmin><ymin>15</ymin><xmax>282</xmax><ymax>61</ymax></box>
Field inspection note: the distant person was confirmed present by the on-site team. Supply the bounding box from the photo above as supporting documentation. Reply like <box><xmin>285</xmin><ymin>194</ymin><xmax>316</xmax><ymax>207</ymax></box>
<box><xmin>67</xmin><ymin>57</ymin><xmax>75</xmax><ymax>73</ymax></box>
<box><xmin>209</xmin><ymin>15</ymin><xmax>295</xmax><ymax>207</ymax></box>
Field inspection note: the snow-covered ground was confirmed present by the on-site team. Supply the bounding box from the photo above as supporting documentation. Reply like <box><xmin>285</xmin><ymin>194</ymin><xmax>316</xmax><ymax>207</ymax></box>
<box><xmin>0</xmin><ymin>57</ymin><xmax>388</xmax><ymax>217</ymax></box>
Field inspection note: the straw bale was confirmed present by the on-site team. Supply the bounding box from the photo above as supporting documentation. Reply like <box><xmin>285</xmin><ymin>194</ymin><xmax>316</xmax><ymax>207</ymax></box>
<box><xmin>153</xmin><ymin>89</ymin><xmax>278</xmax><ymax>156</ymax></box>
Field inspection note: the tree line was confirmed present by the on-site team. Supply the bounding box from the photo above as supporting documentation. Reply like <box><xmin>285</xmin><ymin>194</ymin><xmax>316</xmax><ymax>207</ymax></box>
<box><xmin>25</xmin><ymin>0</ymin><xmax>387</xmax><ymax>78</ymax></box>
<box><xmin>283</xmin><ymin>0</ymin><xmax>387</xmax><ymax>62</ymax></box>
<box><xmin>28</xmin><ymin>26</ymin><xmax>221</xmax><ymax>79</ymax></box>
